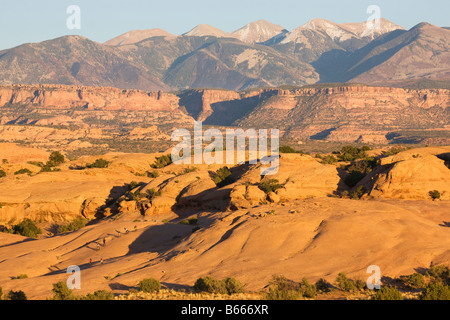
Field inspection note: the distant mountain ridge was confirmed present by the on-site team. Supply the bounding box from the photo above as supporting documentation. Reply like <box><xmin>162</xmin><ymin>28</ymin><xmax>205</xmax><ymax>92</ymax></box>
<box><xmin>0</xmin><ymin>19</ymin><xmax>449</xmax><ymax>91</ymax></box>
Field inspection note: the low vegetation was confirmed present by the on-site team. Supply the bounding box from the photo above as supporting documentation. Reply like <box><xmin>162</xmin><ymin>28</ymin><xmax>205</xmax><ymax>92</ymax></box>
<box><xmin>213</xmin><ymin>166</ymin><xmax>233</xmax><ymax>187</ymax></box>
<box><xmin>14</xmin><ymin>168</ymin><xmax>32</xmax><ymax>176</ymax></box>
<box><xmin>7</xmin><ymin>290</ymin><xmax>27</xmax><ymax>300</ymax></box>
<box><xmin>265</xmin><ymin>275</ymin><xmax>316</xmax><ymax>300</ymax></box>
<box><xmin>86</xmin><ymin>158</ymin><xmax>110</xmax><ymax>169</ymax></box>
<box><xmin>57</xmin><ymin>218</ymin><xmax>87</xmax><ymax>234</ymax></box>
<box><xmin>429</xmin><ymin>190</ymin><xmax>441</xmax><ymax>200</ymax></box>
<box><xmin>335</xmin><ymin>272</ymin><xmax>366</xmax><ymax>292</ymax></box>
<box><xmin>259</xmin><ymin>178</ymin><xmax>282</xmax><ymax>194</ymax></box>
<box><xmin>372</xmin><ymin>286</ymin><xmax>403</xmax><ymax>300</ymax></box>
<box><xmin>2</xmin><ymin>219</ymin><xmax>42</xmax><ymax>238</ymax></box>
<box><xmin>194</xmin><ymin>276</ymin><xmax>244</xmax><ymax>295</ymax></box>
<box><xmin>138</xmin><ymin>278</ymin><xmax>161</xmax><ymax>293</ymax></box>
<box><xmin>151</xmin><ymin>155</ymin><xmax>172</xmax><ymax>169</ymax></box>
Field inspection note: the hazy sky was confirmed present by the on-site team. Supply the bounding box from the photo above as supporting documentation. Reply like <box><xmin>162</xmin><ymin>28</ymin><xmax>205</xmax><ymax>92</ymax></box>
<box><xmin>0</xmin><ymin>0</ymin><xmax>449</xmax><ymax>50</ymax></box>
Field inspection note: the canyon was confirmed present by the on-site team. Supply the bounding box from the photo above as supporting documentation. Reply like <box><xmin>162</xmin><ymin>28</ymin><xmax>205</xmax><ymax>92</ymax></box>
<box><xmin>0</xmin><ymin>84</ymin><xmax>448</xmax><ymax>155</ymax></box>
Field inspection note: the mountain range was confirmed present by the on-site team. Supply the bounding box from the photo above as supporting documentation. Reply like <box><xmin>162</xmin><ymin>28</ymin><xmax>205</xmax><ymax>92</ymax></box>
<box><xmin>0</xmin><ymin>19</ymin><xmax>449</xmax><ymax>91</ymax></box>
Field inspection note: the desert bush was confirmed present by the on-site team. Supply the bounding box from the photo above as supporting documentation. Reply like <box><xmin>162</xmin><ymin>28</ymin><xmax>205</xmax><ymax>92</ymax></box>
<box><xmin>15</xmin><ymin>274</ymin><xmax>28</xmax><ymax>279</ymax></box>
<box><xmin>146</xmin><ymin>170</ymin><xmax>159</xmax><ymax>178</ymax></box>
<box><xmin>315</xmin><ymin>278</ymin><xmax>331</xmax><ymax>293</ymax></box>
<box><xmin>87</xmin><ymin>158</ymin><xmax>110</xmax><ymax>169</ymax></box>
<box><xmin>7</xmin><ymin>290</ymin><xmax>27</xmax><ymax>300</ymax></box>
<box><xmin>57</xmin><ymin>218</ymin><xmax>87</xmax><ymax>234</ymax></box>
<box><xmin>404</xmin><ymin>273</ymin><xmax>426</xmax><ymax>289</ymax></box>
<box><xmin>7</xmin><ymin>219</ymin><xmax>42</xmax><ymax>238</ymax></box>
<box><xmin>383</xmin><ymin>146</ymin><xmax>407</xmax><ymax>156</ymax></box>
<box><xmin>0</xmin><ymin>286</ymin><xmax>2</xmax><ymax>300</ymax></box>
<box><xmin>279</xmin><ymin>146</ymin><xmax>296</xmax><ymax>154</ymax></box>
<box><xmin>425</xmin><ymin>265</ymin><xmax>450</xmax><ymax>283</ymax></box>
<box><xmin>259</xmin><ymin>179</ymin><xmax>282</xmax><ymax>194</ymax></box>
<box><xmin>335</xmin><ymin>272</ymin><xmax>364</xmax><ymax>292</ymax></box>
<box><xmin>52</xmin><ymin>281</ymin><xmax>75</xmax><ymax>300</ymax></box>
<box><xmin>320</xmin><ymin>155</ymin><xmax>338</xmax><ymax>164</ymax></box>
<box><xmin>84</xmin><ymin>290</ymin><xmax>115</xmax><ymax>300</ymax></box>
<box><xmin>349</xmin><ymin>185</ymin><xmax>365</xmax><ymax>200</ymax></box>
<box><xmin>151</xmin><ymin>155</ymin><xmax>172</xmax><ymax>169</ymax></box>
<box><xmin>372</xmin><ymin>286</ymin><xmax>403</xmax><ymax>300</ymax></box>
<box><xmin>180</xmin><ymin>217</ymin><xmax>198</xmax><ymax>225</ymax></box>
<box><xmin>47</xmin><ymin>151</ymin><xmax>65</xmax><ymax>167</ymax></box>
<box><xmin>223</xmin><ymin>277</ymin><xmax>244</xmax><ymax>294</ymax></box>
<box><xmin>14</xmin><ymin>168</ymin><xmax>32</xmax><ymax>176</ymax></box>
<box><xmin>127</xmin><ymin>181</ymin><xmax>142</xmax><ymax>191</ymax></box>
<box><xmin>429</xmin><ymin>190</ymin><xmax>441</xmax><ymax>200</ymax></box>
<box><xmin>299</xmin><ymin>278</ymin><xmax>316</xmax><ymax>298</ymax></box>
<box><xmin>213</xmin><ymin>166</ymin><xmax>233</xmax><ymax>187</ymax></box>
<box><xmin>194</xmin><ymin>276</ymin><xmax>227</xmax><ymax>294</ymax></box>
<box><xmin>145</xmin><ymin>188</ymin><xmax>162</xmax><ymax>200</ymax></box>
<box><xmin>419</xmin><ymin>281</ymin><xmax>450</xmax><ymax>300</ymax></box>
<box><xmin>265</xmin><ymin>275</ymin><xmax>302</xmax><ymax>300</ymax></box>
<box><xmin>0</xmin><ymin>170</ymin><xmax>6</xmax><ymax>178</ymax></box>
<box><xmin>138</xmin><ymin>278</ymin><xmax>161</xmax><ymax>293</ymax></box>
<box><xmin>339</xmin><ymin>146</ymin><xmax>370</xmax><ymax>162</ymax></box>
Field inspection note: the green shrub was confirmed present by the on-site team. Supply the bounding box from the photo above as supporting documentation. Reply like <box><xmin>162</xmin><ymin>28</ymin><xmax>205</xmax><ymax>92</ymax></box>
<box><xmin>7</xmin><ymin>290</ymin><xmax>27</xmax><ymax>300</ymax></box>
<box><xmin>84</xmin><ymin>290</ymin><xmax>115</xmax><ymax>300</ymax></box>
<box><xmin>52</xmin><ymin>281</ymin><xmax>75</xmax><ymax>300</ymax></box>
<box><xmin>57</xmin><ymin>218</ymin><xmax>87</xmax><ymax>234</ymax></box>
<box><xmin>145</xmin><ymin>188</ymin><xmax>162</xmax><ymax>200</ymax></box>
<box><xmin>279</xmin><ymin>146</ymin><xmax>296</xmax><ymax>154</ymax></box>
<box><xmin>265</xmin><ymin>275</ymin><xmax>302</xmax><ymax>300</ymax></box>
<box><xmin>223</xmin><ymin>277</ymin><xmax>244</xmax><ymax>294</ymax></box>
<box><xmin>320</xmin><ymin>155</ymin><xmax>338</xmax><ymax>164</ymax></box>
<box><xmin>14</xmin><ymin>168</ymin><xmax>32</xmax><ymax>176</ymax></box>
<box><xmin>0</xmin><ymin>170</ymin><xmax>6</xmax><ymax>178</ymax></box>
<box><xmin>147</xmin><ymin>170</ymin><xmax>159</xmax><ymax>178</ymax></box>
<box><xmin>181</xmin><ymin>217</ymin><xmax>198</xmax><ymax>225</ymax></box>
<box><xmin>8</xmin><ymin>219</ymin><xmax>42</xmax><ymax>238</ymax></box>
<box><xmin>429</xmin><ymin>190</ymin><xmax>441</xmax><ymax>200</ymax></box>
<box><xmin>299</xmin><ymin>278</ymin><xmax>316</xmax><ymax>298</ymax></box>
<box><xmin>372</xmin><ymin>286</ymin><xmax>403</xmax><ymax>300</ymax></box>
<box><xmin>350</xmin><ymin>186</ymin><xmax>365</xmax><ymax>200</ymax></box>
<box><xmin>425</xmin><ymin>265</ymin><xmax>450</xmax><ymax>283</ymax></box>
<box><xmin>194</xmin><ymin>276</ymin><xmax>227</xmax><ymax>294</ymax></box>
<box><xmin>335</xmin><ymin>272</ymin><xmax>363</xmax><ymax>292</ymax></box>
<box><xmin>315</xmin><ymin>278</ymin><xmax>331</xmax><ymax>293</ymax></box>
<box><xmin>0</xmin><ymin>286</ymin><xmax>2</xmax><ymax>300</ymax></box>
<box><xmin>128</xmin><ymin>181</ymin><xmax>141</xmax><ymax>191</ymax></box>
<box><xmin>87</xmin><ymin>158</ymin><xmax>110</xmax><ymax>169</ymax></box>
<box><xmin>404</xmin><ymin>273</ymin><xmax>426</xmax><ymax>289</ymax></box>
<box><xmin>151</xmin><ymin>155</ymin><xmax>172</xmax><ymax>169</ymax></box>
<box><xmin>259</xmin><ymin>178</ymin><xmax>282</xmax><ymax>194</ymax></box>
<box><xmin>420</xmin><ymin>281</ymin><xmax>450</xmax><ymax>300</ymax></box>
<box><xmin>48</xmin><ymin>151</ymin><xmax>65</xmax><ymax>167</ymax></box>
<box><xmin>213</xmin><ymin>166</ymin><xmax>233</xmax><ymax>187</ymax></box>
<box><xmin>138</xmin><ymin>278</ymin><xmax>161</xmax><ymax>293</ymax></box>
<box><xmin>339</xmin><ymin>146</ymin><xmax>369</xmax><ymax>162</ymax></box>
<box><xmin>15</xmin><ymin>274</ymin><xmax>28</xmax><ymax>279</ymax></box>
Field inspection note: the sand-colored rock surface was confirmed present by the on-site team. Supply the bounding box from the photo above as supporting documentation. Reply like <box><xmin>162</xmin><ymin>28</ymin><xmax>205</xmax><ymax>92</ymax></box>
<box><xmin>0</xmin><ymin>145</ymin><xmax>449</xmax><ymax>299</ymax></box>
<box><xmin>0</xmin><ymin>198</ymin><xmax>449</xmax><ymax>299</ymax></box>
<box><xmin>360</xmin><ymin>147</ymin><xmax>450</xmax><ymax>200</ymax></box>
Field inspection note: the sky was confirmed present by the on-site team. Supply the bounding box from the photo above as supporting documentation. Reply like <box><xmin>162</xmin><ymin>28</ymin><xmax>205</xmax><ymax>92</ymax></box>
<box><xmin>0</xmin><ymin>0</ymin><xmax>449</xmax><ymax>50</ymax></box>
